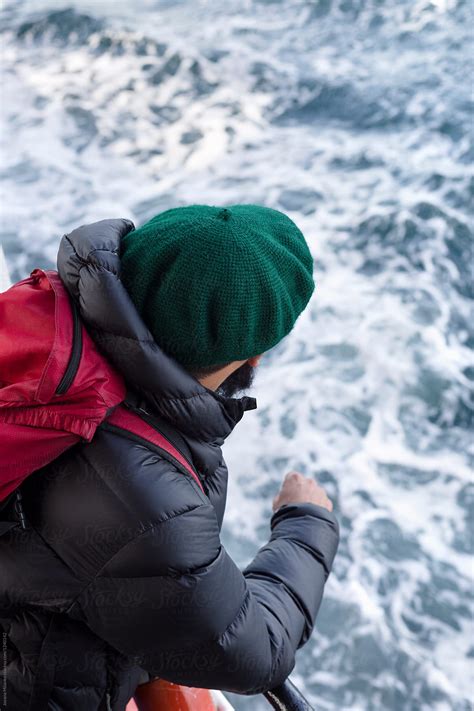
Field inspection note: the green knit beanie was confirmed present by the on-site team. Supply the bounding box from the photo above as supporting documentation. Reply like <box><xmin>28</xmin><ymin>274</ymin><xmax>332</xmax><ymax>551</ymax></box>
<box><xmin>120</xmin><ymin>204</ymin><xmax>315</xmax><ymax>368</ymax></box>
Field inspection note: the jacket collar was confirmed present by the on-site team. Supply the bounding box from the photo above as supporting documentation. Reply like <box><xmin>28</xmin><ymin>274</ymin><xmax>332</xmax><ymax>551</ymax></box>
<box><xmin>57</xmin><ymin>218</ymin><xmax>257</xmax><ymax>444</ymax></box>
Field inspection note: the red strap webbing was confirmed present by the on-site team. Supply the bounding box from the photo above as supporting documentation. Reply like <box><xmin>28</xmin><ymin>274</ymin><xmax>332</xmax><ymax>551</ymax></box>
<box><xmin>106</xmin><ymin>406</ymin><xmax>204</xmax><ymax>492</ymax></box>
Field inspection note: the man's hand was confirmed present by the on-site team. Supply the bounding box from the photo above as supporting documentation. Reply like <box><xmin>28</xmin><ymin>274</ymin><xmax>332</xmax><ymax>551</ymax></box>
<box><xmin>272</xmin><ymin>471</ymin><xmax>333</xmax><ymax>513</ymax></box>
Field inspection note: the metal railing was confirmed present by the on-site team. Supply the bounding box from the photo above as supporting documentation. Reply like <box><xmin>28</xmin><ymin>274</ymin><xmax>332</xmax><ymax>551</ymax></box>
<box><xmin>264</xmin><ymin>679</ymin><xmax>314</xmax><ymax>710</ymax></box>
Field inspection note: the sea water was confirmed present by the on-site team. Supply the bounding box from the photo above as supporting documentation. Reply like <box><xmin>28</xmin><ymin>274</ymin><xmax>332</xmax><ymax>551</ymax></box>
<box><xmin>0</xmin><ymin>1</ymin><xmax>472</xmax><ymax>709</ymax></box>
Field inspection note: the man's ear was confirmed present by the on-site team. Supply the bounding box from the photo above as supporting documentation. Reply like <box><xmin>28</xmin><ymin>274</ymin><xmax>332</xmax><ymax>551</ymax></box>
<box><xmin>247</xmin><ymin>353</ymin><xmax>263</xmax><ymax>367</ymax></box>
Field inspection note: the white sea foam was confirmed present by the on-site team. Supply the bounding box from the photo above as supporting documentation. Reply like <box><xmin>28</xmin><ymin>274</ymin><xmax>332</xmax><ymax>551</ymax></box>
<box><xmin>1</xmin><ymin>1</ymin><xmax>472</xmax><ymax>709</ymax></box>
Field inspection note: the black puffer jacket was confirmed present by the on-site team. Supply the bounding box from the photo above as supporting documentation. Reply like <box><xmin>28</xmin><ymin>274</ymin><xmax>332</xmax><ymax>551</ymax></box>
<box><xmin>0</xmin><ymin>219</ymin><xmax>339</xmax><ymax>711</ymax></box>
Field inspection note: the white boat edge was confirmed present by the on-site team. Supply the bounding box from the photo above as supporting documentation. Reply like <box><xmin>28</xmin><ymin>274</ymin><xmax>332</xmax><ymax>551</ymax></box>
<box><xmin>210</xmin><ymin>690</ymin><xmax>235</xmax><ymax>711</ymax></box>
<box><xmin>0</xmin><ymin>244</ymin><xmax>12</xmax><ymax>291</ymax></box>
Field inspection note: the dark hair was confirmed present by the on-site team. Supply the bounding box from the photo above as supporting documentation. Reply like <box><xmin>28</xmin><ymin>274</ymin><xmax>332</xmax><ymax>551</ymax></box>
<box><xmin>186</xmin><ymin>361</ymin><xmax>233</xmax><ymax>380</ymax></box>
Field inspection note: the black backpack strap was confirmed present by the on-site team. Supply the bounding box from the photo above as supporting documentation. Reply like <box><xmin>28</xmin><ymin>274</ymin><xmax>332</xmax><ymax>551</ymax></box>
<box><xmin>123</xmin><ymin>401</ymin><xmax>196</xmax><ymax>472</ymax></box>
<box><xmin>102</xmin><ymin>399</ymin><xmax>204</xmax><ymax>492</ymax></box>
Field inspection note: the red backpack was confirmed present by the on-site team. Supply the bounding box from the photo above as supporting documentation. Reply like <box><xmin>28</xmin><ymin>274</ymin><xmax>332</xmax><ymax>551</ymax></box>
<box><xmin>0</xmin><ymin>268</ymin><xmax>203</xmax><ymax>509</ymax></box>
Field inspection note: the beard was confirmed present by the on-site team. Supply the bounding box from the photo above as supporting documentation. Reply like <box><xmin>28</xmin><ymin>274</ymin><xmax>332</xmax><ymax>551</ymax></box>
<box><xmin>216</xmin><ymin>361</ymin><xmax>257</xmax><ymax>399</ymax></box>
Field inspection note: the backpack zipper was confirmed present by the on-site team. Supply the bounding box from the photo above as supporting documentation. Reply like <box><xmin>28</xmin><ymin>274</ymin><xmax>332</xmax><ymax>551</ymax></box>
<box><xmin>55</xmin><ymin>297</ymin><xmax>83</xmax><ymax>395</ymax></box>
<box><xmin>14</xmin><ymin>489</ymin><xmax>26</xmax><ymax>529</ymax></box>
<box><xmin>105</xmin><ymin>691</ymin><xmax>112</xmax><ymax>711</ymax></box>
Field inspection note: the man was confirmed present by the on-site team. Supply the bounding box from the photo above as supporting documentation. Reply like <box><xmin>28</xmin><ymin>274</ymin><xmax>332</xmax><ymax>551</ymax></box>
<box><xmin>0</xmin><ymin>205</ymin><xmax>339</xmax><ymax>710</ymax></box>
